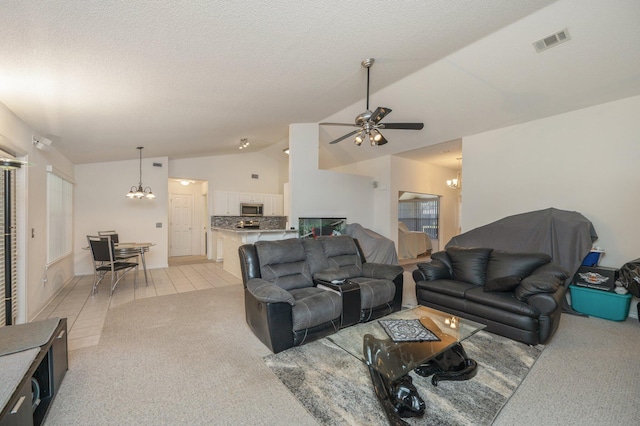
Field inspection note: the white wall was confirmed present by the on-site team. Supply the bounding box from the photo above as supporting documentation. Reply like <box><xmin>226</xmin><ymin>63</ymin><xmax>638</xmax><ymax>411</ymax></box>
<box><xmin>327</xmin><ymin>155</ymin><xmax>460</xmax><ymax>251</ymax></box>
<box><xmin>169</xmin><ymin>152</ymin><xmax>282</xmax><ymax>195</ymax></box>
<box><xmin>1</xmin><ymin>101</ymin><xmax>75</xmax><ymax>322</ymax></box>
<box><xmin>74</xmin><ymin>157</ymin><xmax>169</xmax><ymax>276</ymax></box>
<box><xmin>289</xmin><ymin>123</ymin><xmax>374</xmax><ymax>229</ymax></box>
<box><xmin>329</xmin><ymin>155</ymin><xmax>391</xmax><ymax>234</ymax></box>
<box><xmin>390</xmin><ymin>156</ymin><xmax>461</xmax><ymax>251</ymax></box>
<box><xmin>462</xmin><ymin>95</ymin><xmax>640</xmax><ymax>269</ymax></box>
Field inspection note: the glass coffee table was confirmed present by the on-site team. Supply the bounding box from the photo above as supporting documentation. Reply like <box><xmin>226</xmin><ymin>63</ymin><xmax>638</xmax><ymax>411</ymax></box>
<box><xmin>327</xmin><ymin>306</ymin><xmax>486</xmax><ymax>424</ymax></box>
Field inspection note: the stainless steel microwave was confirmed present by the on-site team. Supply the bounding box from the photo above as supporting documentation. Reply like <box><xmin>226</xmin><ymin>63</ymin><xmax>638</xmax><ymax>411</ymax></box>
<box><xmin>240</xmin><ymin>203</ymin><xmax>263</xmax><ymax>216</ymax></box>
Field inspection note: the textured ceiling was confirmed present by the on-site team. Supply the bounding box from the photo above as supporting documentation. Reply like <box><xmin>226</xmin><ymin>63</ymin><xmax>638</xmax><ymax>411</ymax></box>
<box><xmin>0</xmin><ymin>0</ymin><xmax>561</xmax><ymax>164</ymax></box>
<box><xmin>2</xmin><ymin>1</ymin><xmax>639</xmax><ymax>168</ymax></box>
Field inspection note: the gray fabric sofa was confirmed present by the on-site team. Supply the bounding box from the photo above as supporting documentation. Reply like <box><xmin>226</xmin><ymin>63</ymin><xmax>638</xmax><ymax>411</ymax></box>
<box><xmin>239</xmin><ymin>235</ymin><xmax>404</xmax><ymax>353</ymax></box>
<box><xmin>413</xmin><ymin>247</ymin><xmax>570</xmax><ymax>345</ymax></box>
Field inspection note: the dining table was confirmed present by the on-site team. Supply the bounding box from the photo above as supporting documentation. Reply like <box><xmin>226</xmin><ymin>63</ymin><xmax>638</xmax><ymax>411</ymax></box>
<box><xmin>114</xmin><ymin>242</ymin><xmax>154</xmax><ymax>285</ymax></box>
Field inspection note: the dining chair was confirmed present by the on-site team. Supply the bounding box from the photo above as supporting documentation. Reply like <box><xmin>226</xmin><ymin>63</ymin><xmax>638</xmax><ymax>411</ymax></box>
<box><xmin>87</xmin><ymin>235</ymin><xmax>138</xmax><ymax>296</ymax></box>
<box><xmin>98</xmin><ymin>230</ymin><xmax>138</xmax><ymax>261</ymax></box>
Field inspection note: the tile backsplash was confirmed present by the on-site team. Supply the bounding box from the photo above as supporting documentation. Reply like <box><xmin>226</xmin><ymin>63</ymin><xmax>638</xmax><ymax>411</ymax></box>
<box><xmin>211</xmin><ymin>216</ymin><xmax>287</xmax><ymax>230</ymax></box>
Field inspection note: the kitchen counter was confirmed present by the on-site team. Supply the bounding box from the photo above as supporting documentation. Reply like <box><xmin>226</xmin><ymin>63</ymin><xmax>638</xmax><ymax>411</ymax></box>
<box><xmin>211</xmin><ymin>227</ymin><xmax>296</xmax><ymax>234</ymax></box>
<box><xmin>210</xmin><ymin>227</ymin><xmax>298</xmax><ymax>278</ymax></box>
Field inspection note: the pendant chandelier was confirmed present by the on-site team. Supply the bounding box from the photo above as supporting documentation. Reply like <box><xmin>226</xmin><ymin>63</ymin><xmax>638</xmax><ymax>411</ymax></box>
<box><xmin>126</xmin><ymin>147</ymin><xmax>155</xmax><ymax>199</ymax></box>
<box><xmin>446</xmin><ymin>157</ymin><xmax>462</xmax><ymax>189</ymax></box>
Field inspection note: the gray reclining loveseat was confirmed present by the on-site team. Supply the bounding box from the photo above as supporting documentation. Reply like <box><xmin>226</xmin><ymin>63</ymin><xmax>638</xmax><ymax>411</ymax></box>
<box><xmin>239</xmin><ymin>235</ymin><xmax>403</xmax><ymax>353</ymax></box>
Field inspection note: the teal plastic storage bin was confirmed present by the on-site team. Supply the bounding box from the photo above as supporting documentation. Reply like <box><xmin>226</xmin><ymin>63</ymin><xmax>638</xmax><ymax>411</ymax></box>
<box><xmin>569</xmin><ymin>285</ymin><xmax>632</xmax><ymax>321</ymax></box>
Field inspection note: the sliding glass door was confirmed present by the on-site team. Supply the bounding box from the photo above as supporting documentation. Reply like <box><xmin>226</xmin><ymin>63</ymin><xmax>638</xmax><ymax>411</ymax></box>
<box><xmin>1</xmin><ymin>167</ymin><xmax>17</xmax><ymax>326</ymax></box>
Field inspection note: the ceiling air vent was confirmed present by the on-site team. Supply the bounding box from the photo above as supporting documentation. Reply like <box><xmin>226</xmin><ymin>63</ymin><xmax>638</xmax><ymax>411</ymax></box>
<box><xmin>533</xmin><ymin>28</ymin><xmax>570</xmax><ymax>53</ymax></box>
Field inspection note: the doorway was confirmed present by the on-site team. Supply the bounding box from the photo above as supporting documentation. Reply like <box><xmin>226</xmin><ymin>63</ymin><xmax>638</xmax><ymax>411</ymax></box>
<box><xmin>398</xmin><ymin>192</ymin><xmax>440</xmax><ymax>259</ymax></box>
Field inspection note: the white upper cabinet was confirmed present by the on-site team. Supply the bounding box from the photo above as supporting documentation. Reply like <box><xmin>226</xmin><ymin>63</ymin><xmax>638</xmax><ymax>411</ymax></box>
<box><xmin>213</xmin><ymin>191</ymin><xmax>282</xmax><ymax>216</ymax></box>
<box><xmin>213</xmin><ymin>190</ymin><xmax>240</xmax><ymax>215</ymax></box>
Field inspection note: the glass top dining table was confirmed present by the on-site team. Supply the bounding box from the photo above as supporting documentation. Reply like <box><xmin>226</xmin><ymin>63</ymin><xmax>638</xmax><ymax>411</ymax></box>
<box><xmin>114</xmin><ymin>243</ymin><xmax>154</xmax><ymax>285</ymax></box>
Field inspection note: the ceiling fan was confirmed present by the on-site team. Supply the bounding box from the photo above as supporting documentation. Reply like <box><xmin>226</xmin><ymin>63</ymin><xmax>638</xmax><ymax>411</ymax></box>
<box><xmin>320</xmin><ymin>58</ymin><xmax>424</xmax><ymax>146</ymax></box>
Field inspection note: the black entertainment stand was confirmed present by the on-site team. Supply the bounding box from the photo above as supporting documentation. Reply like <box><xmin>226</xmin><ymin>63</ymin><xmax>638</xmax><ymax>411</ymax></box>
<box><xmin>0</xmin><ymin>318</ymin><xmax>68</xmax><ymax>426</ymax></box>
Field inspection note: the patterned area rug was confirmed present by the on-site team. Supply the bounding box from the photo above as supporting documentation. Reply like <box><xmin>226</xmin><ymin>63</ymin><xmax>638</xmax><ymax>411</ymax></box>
<box><xmin>264</xmin><ymin>330</ymin><xmax>543</xmax><ymax>425</ymax></box>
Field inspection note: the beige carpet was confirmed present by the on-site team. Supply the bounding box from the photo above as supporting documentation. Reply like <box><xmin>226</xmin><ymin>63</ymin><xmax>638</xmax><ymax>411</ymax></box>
<box><xmin>45</xmin><ymin>285</ymin><xmax>317</xmax><ymax>425</ymax></box>
<box><xmin>44</xmin><ymin>280</ymin><xmax>640</xmax><ymax>425</ymax></box>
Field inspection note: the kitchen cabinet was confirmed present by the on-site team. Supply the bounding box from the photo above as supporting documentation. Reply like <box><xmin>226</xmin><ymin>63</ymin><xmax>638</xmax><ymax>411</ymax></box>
<box><xmin>263</xmin><ymin>194</ymin><xmax>284</xmax><ymax>216</ymax></box>
<box><xmin>212</xmin><ymin>191</ymin><xmax>240</xmax><ymax>215</ymax></box>
<box><xmin>238</xmin><ymin>193</ymin><xmax>264</xmax><ymax>203</ymax></box>
<box><xmin>213</xmin><ymin>191</ymin><xmax>282</xmax><ymax>216</ymax></box>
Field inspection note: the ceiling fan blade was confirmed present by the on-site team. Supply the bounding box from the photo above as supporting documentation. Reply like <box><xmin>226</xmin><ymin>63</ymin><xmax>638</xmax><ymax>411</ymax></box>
<box><xmin>379</xmin><ymin>122</ymin><xmax>424</xmax><ymax>130</ymax></box>
<box><xmin>329</xmin><ymin>129</ymin><xmax>359</xmax><ymax>144</ymax></box>
<box><xmin>320</xmin><ymin>122</ymin><xmax>360</xmax><ymax>127</ymax></box>
<box><xmin>369</xmin><ymin>107</ymin><xmax>392</xmax><ymax>124</ymax></box>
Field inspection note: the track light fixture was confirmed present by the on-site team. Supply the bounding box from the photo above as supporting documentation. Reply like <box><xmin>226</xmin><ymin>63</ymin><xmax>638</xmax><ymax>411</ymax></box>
<box><xmin>238</xmin><ymin>138</ymin><xmax>250</xmax><ymax>150</ymax></box>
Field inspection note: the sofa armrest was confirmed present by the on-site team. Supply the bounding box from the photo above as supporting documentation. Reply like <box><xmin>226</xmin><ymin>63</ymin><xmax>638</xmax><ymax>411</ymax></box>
<box><xmin>362</xmin><ymin>263</ymin><xmax>403</xmax><ymax>280</ymax></box>
<box><xmin>413</xmin><ymin>259</ymin><xmax>452</xmax><ymax>282</ymax></box>
<box><xmin>530</xmin><ymin>262</ymin><xmax>570</xmax><ymax>282</ymax></box>
<box><xmin>527</xmin><ymin>287</ymin><xmax>565</xmax><ymax>315</ymax></box>
<box><xmin>246</xmin><ymin>278</ymin><xmax>295</xmax><ymax>305</ymax></box>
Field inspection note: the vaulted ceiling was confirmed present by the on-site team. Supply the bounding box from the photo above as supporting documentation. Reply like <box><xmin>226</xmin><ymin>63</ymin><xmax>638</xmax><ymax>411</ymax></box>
<box><xmin>1</xmin><ymin>1</ymin><xmax>639</xmax><ymax>167</ymax></box>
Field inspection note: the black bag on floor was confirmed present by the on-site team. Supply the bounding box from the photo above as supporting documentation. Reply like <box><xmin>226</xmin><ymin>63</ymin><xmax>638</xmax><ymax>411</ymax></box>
<box><xmin>619</xmin><ymin>258</ymin><xmax>640</xmax><ymax>297</ymax></box>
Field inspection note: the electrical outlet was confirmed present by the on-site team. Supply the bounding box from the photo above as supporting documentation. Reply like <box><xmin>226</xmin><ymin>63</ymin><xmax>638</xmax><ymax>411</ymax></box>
<box><xmin>156</xmin><ymin>222</ymin><xmax>162</xmax><ymax>228</ymax></box>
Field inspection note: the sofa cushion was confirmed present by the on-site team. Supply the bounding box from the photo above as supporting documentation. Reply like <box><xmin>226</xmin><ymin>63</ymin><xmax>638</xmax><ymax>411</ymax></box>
<box><xmin>446</xmin><ymin>247</ymin><xmax>493</xmax><ymax>286</ymax></box>
<box><xmin>318</xmin><ymin>236</ymin><xmax>363</xmax><ymax>278</ymax></box>
<box><xmin>430</xmin><ymin>251</ymin><xmax>453</xmax><ymax>275</ymax></box>
<box><xmin>465</xmin><ymin>287</ymin><xmax>540</xmax><ymax>318</ymax></box>
<box><xmin>484</xmin><ymin>275</ymin><xmax>522</xmax><ymax>292</ymax></box>
<box><xmin>255</xmin><ymin>239</ymin><xmax>313</xmax><ymax>291</ymax></box>
<box><xmin>415</xmin><ymin>279</ymin><xmax>475</xmax><ymax>298</ymax></box>
<box><xmin>514</xmin><ymin>274</ymin><xmax>563</xmax><ymax>301</ymax></box>
<box><xmin>288</xmin><ymin>287</ymin><xmax>342</xmax><ymax>331</ymax></box>
<box><xmin>302</xmin><ymin>238</ymin><xmax>330</xmax><ymax>274</ymax></box>
<box><xmin>486</xmin><ymin>251</ymin><xmax>551</xmax><ymax>282</ymax></box>
<box><xmin>350</xmin><ymin>277</ymin><xmax>395</xmax><ymax>309</ymax></box>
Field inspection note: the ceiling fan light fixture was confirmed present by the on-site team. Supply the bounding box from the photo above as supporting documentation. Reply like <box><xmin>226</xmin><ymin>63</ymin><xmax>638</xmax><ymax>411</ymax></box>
<box><xmin>321</xmin><ymin>58</ymin><xmax>424</xmax><ymax>147</ymax></box>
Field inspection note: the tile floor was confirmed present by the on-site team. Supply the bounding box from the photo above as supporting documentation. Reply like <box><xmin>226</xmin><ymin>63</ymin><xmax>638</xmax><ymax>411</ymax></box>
<box><xmin>34</xmin><ymin>261</ymin><xmax>242</xmax><ymax>352</ymax></box>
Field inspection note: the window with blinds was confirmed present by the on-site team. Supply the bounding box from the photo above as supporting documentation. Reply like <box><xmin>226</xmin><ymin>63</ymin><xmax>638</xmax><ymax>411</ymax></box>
<box><xmin>398</xmin><ymin>197</ymin><xmax>440</xmax><ymax>240</ymax></box>
<box><xmin>1</xmin><ymin>168</ymin><xmax>17</xmax><ymax>327</ymax></box>
<box><xmin>47</xmin><ymin>170</ymin><xmax>73</xmax><ymax>264</ymax></box>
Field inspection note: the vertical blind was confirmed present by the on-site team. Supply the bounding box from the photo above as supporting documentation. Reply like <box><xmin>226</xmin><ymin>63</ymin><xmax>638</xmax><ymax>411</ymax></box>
<box><xmin>398</xmin><ymin>198</ymin><xmax>440</xmax><ymax>240</ymax></box>
<box><xmin>47</xmin><ymin>170</ymin><xmax>73</xmax><ymax>264</ymax></box>
<box><xmin>1</xmin><ymin>168</ymin><xmax>17</xmax><ymax>327</ymax></box>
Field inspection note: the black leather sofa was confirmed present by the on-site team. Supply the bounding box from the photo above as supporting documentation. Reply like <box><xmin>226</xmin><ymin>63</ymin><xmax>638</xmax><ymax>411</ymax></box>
<box><xmin>412</xmin><ymin>247</ymin><xmax>569</xmax><ymax>345</ymax></box>
<box><xmin>239</xmin><ymin>236</ymin><xmax>403</xmax><ymax>353</ymax></box>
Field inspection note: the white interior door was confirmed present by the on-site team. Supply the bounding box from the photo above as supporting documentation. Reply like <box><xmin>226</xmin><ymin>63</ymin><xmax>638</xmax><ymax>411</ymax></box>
<box><xmin>170</xmin><ymin>194</ymin><xmax>193</xmax><ymax>256</ymax></box>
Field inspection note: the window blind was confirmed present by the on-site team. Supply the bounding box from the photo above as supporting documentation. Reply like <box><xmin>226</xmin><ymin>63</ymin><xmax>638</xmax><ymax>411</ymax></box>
<box><xmin>47</xmin><ymin>170</ymin><xmax>73</xmax><ymax>264</ymax></box>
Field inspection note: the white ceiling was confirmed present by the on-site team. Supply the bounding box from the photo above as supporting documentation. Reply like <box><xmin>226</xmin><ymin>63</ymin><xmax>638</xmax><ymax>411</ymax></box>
<box><xmin>1</xmin><ymin>1</ymin><xmax>639</xmax><ymax>167</ymax></box>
